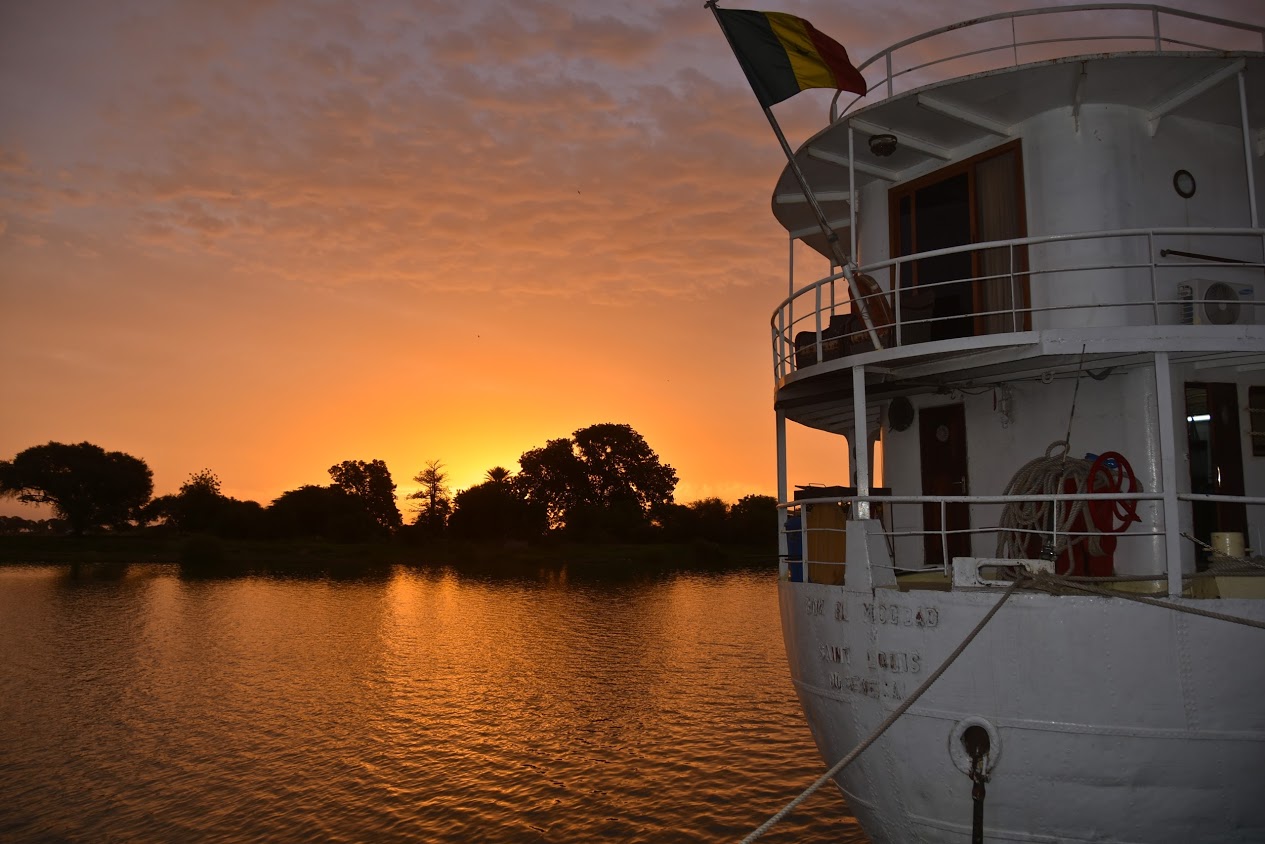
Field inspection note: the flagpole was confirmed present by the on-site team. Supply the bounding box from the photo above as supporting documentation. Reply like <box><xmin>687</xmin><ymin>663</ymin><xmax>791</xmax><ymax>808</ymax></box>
<box><xmin>705</xmin><ymin>1</ymin><xmax>883</xmax><ymax>350</ymax></box>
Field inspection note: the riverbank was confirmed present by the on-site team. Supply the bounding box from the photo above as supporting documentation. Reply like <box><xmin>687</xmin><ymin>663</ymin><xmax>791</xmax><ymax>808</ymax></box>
<box><xmin>0</xmin><ymin>533</ymin><xmax>777</xmax><ymax>577</ymax></box>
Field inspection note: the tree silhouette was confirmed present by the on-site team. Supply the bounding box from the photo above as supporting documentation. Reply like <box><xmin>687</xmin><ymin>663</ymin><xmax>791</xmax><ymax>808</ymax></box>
<box><xmin>485</xmin><ymin>466</ymin><xmax>512</xmax><ymax>485</ymax></box>
<box><xmin>267</xmin><ymin>485</ymin><xmax>376</xmax><ymax>542</ymax></box>
<box><xmin>0</xmin><ymin>441</ymin><xmax>153</xmax><ymax>534</ymax></box>
<box><xmin>328</xmin><ymin>459</ymin><xmax>402</xmax><ymax>534</ymax></box>
<box><xmin>729</xmin><ymin>494</ymin><xmax>778</xmax><ymax>547</ymax></box>
<box><xmin>515</xmin><ymin>424</ymin><xmax>678</xmax><ymax>538</ymax></box>
<box><xmin>144</xmin><ymin>469</ymin><xmax>266</xmax><ymax>538</ymax></box>
<box><xmin>145</xmin><ymin>469</ymin><xmax>224</xmax><ymax>532</ymax></box>
<box><xmin>448</xmin><ymin>480</ymin><xmax>546</xmax><ymax>540</ymax></box>
<box><xmin>516</xmin><ymin>438</ymin><xmax>589</xmax><ymax>529</ymax></box>
<box><xmin>686</xmin><ymin>497</ymin><xmax>730</xmax><ymax>542</ymax></box>
<box><xmin>572</xmin><ymin>423</ymin><xmax>677</xmax><ymax>518</ymax></box>
<box><xmin>409</xmin><ymin>460</ymin><xmax>451</xmax><ymax>532</ymax></box>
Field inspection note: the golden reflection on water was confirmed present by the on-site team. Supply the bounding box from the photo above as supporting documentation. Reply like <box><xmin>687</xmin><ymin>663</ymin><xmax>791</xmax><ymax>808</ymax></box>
<box><xmin>0</xmin><ymin>564</ymin><xmax>863</xmax><ymax>843</ymax></box>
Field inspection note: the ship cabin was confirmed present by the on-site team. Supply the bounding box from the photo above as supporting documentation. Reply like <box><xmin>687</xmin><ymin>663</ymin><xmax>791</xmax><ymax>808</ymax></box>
<box><xmin>772</xmin><ymin>6</ymin><xmax>1265</xmax><ymax>597</ymax></box>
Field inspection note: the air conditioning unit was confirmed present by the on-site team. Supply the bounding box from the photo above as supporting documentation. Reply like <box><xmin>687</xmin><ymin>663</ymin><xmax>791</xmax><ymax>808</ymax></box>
<box><xmin>1179</xmin><ymin>280</ymin><xmax>1256</xmax><ymax>326</ymax></box>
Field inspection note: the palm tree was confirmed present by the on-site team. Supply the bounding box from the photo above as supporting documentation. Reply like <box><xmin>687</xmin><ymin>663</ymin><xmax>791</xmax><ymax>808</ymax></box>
<box><xmin>485</xmin><ymin>466</ymin><xmax>512</xmax><ymax>485</ymax></box>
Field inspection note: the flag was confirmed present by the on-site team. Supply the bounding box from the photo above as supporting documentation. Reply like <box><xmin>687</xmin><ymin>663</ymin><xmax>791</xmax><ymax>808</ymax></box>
<box><xmin>716</xmin><ymin>8</ymin><xmax>866</xmax><ymax>108</ymax></box>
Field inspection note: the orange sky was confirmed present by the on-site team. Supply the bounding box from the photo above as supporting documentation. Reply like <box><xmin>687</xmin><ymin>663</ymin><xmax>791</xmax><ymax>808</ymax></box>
<box><xmin>1</xmin><ymin>0</ymin><xmax>1257</xmax><ymax>518</ymax></box>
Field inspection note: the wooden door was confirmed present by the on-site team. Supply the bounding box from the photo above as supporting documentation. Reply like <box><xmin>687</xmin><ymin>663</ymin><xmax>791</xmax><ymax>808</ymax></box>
<box><xmin>919</xmin><ymin>403</ymin><xmax>971</xmax><ymax>566</ymax></box>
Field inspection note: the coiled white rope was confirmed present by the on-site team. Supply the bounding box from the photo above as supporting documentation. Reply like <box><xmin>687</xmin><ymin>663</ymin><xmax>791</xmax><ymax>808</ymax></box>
<box><xmin>741</xmin><ymin>581</ymin><xmax>1022</xmax><ymax>843</ymax></box>
<box><xmin>995</xmin><ymin>440</ymin><xmax>1108</xmax><ymax>560</ymax></box>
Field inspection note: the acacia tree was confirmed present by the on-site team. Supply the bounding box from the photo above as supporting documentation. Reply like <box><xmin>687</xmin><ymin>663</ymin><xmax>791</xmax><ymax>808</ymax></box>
<box><xmin>0</xmin><ymin>441</ymin><xmax>153</xmax><ymax>534</ymax></box>
<box><xmin>328</xmin><ymin>459</ymin><xmax>402</xmax><ymax>534</ymax></box>
<box><xmin>515</xmin><ymin>438</ymin><xmax>590</xmax><ymax>529</ymax></box>
<box><xmin>515</xmin><ymin>424</ymin><xmax>678</xmax><ymax>537</ymax></box>
<box><xmin>409</xmin><ymin>460</ymin><xmax>451</xmax><ymax>532</ymax></box>
<box><xmin>572</xmin><ymin>423</ymin><xmax>677</xmax><ymax>517</ymax></box>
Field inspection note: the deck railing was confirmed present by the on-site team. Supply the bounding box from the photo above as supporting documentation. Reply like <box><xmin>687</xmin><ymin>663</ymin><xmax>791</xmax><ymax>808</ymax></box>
<box><xmin>831</xmin><ymin>4</ymin><xmax>1265</xmax><ymax>122</ymax></box>
<box><xmin>772</xmin><ymin>226</ymin><xmax>1265</xmax><ymax>380</ymax></box>
<box><xmin>777</xmin><ymin>492</ymin><xmax>1264</xmax><ymax>591</ymax></box>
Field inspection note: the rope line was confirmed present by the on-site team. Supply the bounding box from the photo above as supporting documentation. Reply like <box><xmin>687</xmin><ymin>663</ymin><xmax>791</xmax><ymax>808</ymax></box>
<box><xmin>740</xmin><ymin>581</ymin><xmax>1022</xmax><ymax>844</ymax></box>
<box><xmin>1028</xmin><ymin>571</ymin><xmax>1265</xmax><ymax>630</ymax></box>
<box><xmin>1062</xmin><ymin>343</ymin><xmax>1088</xmax><ymax>453</ymax></box>
<box><xmin>1182</xmin><ymin>531</ymin><xmax>1265</xmax><ymax>572</ymax></box>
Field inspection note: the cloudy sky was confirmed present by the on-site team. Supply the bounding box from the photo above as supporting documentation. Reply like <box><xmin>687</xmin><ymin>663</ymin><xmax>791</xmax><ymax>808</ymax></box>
<box><xmin>2</xmin><ymin>0</ymin><xmax>1260</xmax><ymax>515</ymax></box>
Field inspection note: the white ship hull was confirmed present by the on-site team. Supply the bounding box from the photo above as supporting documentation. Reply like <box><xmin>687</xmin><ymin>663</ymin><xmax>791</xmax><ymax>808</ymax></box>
<box><xmin>778</xmin><ymin>548</ymin><xmax>1265</xmax><ymax>842</ymax></box>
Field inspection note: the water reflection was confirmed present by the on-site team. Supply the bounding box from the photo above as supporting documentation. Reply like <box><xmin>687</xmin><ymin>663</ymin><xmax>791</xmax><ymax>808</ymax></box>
<box><xmin>0</xmin><ymin>564</ymin><xmax>862</xmax><ymax>843</ymax></box>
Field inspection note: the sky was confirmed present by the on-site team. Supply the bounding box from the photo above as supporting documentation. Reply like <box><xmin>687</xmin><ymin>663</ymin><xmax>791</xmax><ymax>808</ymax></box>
<box><xmin>2</xmin><ymin>0</ymin><xmax>1261</xmax><ymax>518</ymax></box>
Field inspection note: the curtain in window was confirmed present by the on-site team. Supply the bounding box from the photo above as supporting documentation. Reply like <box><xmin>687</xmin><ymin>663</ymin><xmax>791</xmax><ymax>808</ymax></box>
<box><xmin>974</xmin><ymin>150</ymin><xmax>1021</xmax><ymax>334</ymax></box>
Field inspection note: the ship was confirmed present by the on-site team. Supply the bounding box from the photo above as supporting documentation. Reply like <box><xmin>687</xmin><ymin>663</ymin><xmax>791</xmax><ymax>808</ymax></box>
<box><xmin>762</xmin><ymin>6</ymin><xmax>1265</xmax><ymax>842</ymax></box>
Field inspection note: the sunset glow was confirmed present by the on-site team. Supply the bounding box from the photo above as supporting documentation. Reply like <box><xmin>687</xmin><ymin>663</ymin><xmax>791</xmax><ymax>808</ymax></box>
<box><xmin>1</xmin><ymin>0</ymin><xmax>1254</xmax><ymax>515</ymax></box>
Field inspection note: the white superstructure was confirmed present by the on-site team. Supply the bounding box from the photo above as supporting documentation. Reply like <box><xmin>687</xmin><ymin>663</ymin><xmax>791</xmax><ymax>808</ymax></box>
<box><xmin>768</xmin><ymin>6</ymin><xmax>1265</xmax><ymax>842</ymax></box>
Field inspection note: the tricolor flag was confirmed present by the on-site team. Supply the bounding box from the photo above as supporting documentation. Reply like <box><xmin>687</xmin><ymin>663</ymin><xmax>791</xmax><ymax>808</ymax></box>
<box><xmin>716</xmin><ymin>8</ymin><xmax>866</xmax><ymax>107</ymax></box>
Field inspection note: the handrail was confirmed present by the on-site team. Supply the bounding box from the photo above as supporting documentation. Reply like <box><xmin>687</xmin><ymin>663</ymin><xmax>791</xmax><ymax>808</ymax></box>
<box><xmin>831</xmin><ymin>4</ymin><xmax>1265</xmax><ymax>120</ymax></box>
<box><xmin>781</xmin><ymin>492</ymin><xmax>1161</xmax><ymax>507</ymax></box>
<box><xmin>776</xmin><ymin>492</ymin><xmax>1264</xmax><ymax>576</ymax></box>
<box><xmin>770</xmin><ymin>225</ymin><xmax>1265</xmax><ymax>379</ymax></box>
<box><xmin>767</xmin><ymin>225</ymin><xmax>1264</xmax><ymax>319</ymax></box>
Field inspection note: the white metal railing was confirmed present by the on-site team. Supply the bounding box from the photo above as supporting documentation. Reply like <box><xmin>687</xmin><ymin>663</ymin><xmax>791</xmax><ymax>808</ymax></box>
<box><xmin>830</xmin><ymin>4</ymin><xmax>1265</xmax><ymax>122</ymax></box>
<box><xmin>778</xmin><ymin>492</ymin><xmax>1264</xmax><ymax>586</ymax></box>
<box><xmin>771</xmin><ymin>226</ymin><xmax>1265</xmax><ymax>379</ymax></box>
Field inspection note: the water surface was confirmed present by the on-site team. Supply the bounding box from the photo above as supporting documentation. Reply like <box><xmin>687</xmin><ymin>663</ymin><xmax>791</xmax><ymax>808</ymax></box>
<box><xmin>0</xmin><ymin>563</ymin><xmax>862</xmax><ymax>842</ymax></box>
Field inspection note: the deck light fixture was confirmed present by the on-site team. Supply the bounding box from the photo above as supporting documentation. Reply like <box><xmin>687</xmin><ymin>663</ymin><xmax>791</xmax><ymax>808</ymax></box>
<box><xmin>869</xmin><ymin>133</ymin><xmax>898</xmax><ymax>157</ymax></box>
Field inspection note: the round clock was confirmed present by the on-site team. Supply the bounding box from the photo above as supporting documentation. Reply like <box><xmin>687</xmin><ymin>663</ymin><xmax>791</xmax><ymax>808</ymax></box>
<box><xmin>1173</xmin><ymin>169</ymin><xmax>1196</xmax><ymax>198</ymax></box>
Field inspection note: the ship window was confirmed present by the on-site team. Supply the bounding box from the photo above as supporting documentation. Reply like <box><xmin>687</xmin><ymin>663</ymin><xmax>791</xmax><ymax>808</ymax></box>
<box><xmin>889</xmin><ymin>140</ymin><xmax>1029</xmax><ymax>341</ymax></box>
<box><xmin>1250</xmin><ymin>386</ymin><xmax>1265</xmax><ymax>457</ymax></box>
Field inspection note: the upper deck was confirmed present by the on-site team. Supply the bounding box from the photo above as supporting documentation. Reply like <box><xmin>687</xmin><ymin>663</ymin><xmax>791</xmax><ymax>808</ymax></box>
<box><xmin>771</xmin><ymin>5</ymin><xmax>1265</xmax><ymax>430</ymax></box>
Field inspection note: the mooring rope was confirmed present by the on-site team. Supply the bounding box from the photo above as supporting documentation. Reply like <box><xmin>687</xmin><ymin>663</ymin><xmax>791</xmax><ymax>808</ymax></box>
<box><xmin>1181</xmin><ymin>531</ymin><xmax>1265</xmax><ymax>572</ymax></box>
<box><xmin>740</xmin><ymin>580</ymin><xmax>1022</xmax><ymax>844</ymax></box>
<box><xmin>1027</xmin><ymin>570</ymin><xmax>1265</xmax><ymax>630</ymax></box>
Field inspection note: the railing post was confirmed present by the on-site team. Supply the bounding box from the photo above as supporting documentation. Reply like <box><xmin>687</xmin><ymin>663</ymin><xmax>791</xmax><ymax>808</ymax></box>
<box><xmin>777</xmin><ymin>410</ymin><xmax>788</xmax><ymax>565</ymax></box>
<box><xmin>1010</xmin><ymin>243</ymin><xmax>1018</xmax><ymax>332</ymax></box>
<box><xmin>801</xmin><ymin>513</ymin><xmax>810</xmax><ymax>572</ymax></box>
<box><xmin>894</xmin><ymin>259</ymin><xmax>904</xmax><ymax>346</ymax></box>
<box><xmin>788</xmin><ymin>234</ymin><xmax>795</xmax><ymax>334</ymax></box>
<box><xmin>814</xmin><ymin>283</ymin><xmax>824</xmax><ymax>362</ymax></box>
<box><xmin>1148</xmin><ymin>231</ymin><xmax>1159</xmax><ymax>326</ymax></box>
<box><xmin>848</xmin><ymin>126</ymin><xmax>858</xmax><ymax>262</ymax></box>
<box><xmin>1051</xmin><ymin>499</ymin><xmax>1061</xmax><ymax>565</ymax></box>
<box><xmin>940</xmin><ymin>499</ymin><xmax>949</xmax><ymax>575</ymax></box>
<box><xmin>886</xmin><ymin>51</ymin><xmax>893</xmax><ymax>97</ymax></box>
<box><xmin>1153</xmin><ymin>351</ymin><xmax>1185</xmax><ymax>597</ymax></box>
<box><xmin>853</xmin><ymin>365</ymin><xmax>870</xmax><ymax>520</ymax></box>
<box><xmin>1239</xmin><ymin>71</ymin><xmax>1259</xmax><ymax>229</ymax></box>
<box><xmin>1153</xmin><ymin>9</ymin><xmax>1161</xmax><ymax>52</ymax></box>
<box><xmin>774</xmin><ymin>318</ymin><xmax>784</xmax><ymax>379</ymax></box>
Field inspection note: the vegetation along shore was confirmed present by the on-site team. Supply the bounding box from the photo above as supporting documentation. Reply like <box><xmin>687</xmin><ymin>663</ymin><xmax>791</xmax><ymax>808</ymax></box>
<box><xmin>0</xmin><ymin>423</ymin><xmax>776</xmax><ymax>573</ymax></box>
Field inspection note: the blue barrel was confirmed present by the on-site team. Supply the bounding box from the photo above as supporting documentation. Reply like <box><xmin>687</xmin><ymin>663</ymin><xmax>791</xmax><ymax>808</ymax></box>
<box><xmin>785</xmin><ymin>514</ymin><xmax>802</xmax><ymax>562</ymax></box>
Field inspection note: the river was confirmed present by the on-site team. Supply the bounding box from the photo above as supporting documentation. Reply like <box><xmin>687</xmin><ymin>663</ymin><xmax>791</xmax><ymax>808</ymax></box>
<box><xmin>0</xmin><ymin>563</ymin><xmax>864</xmax><ymax>842</ymax></box>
